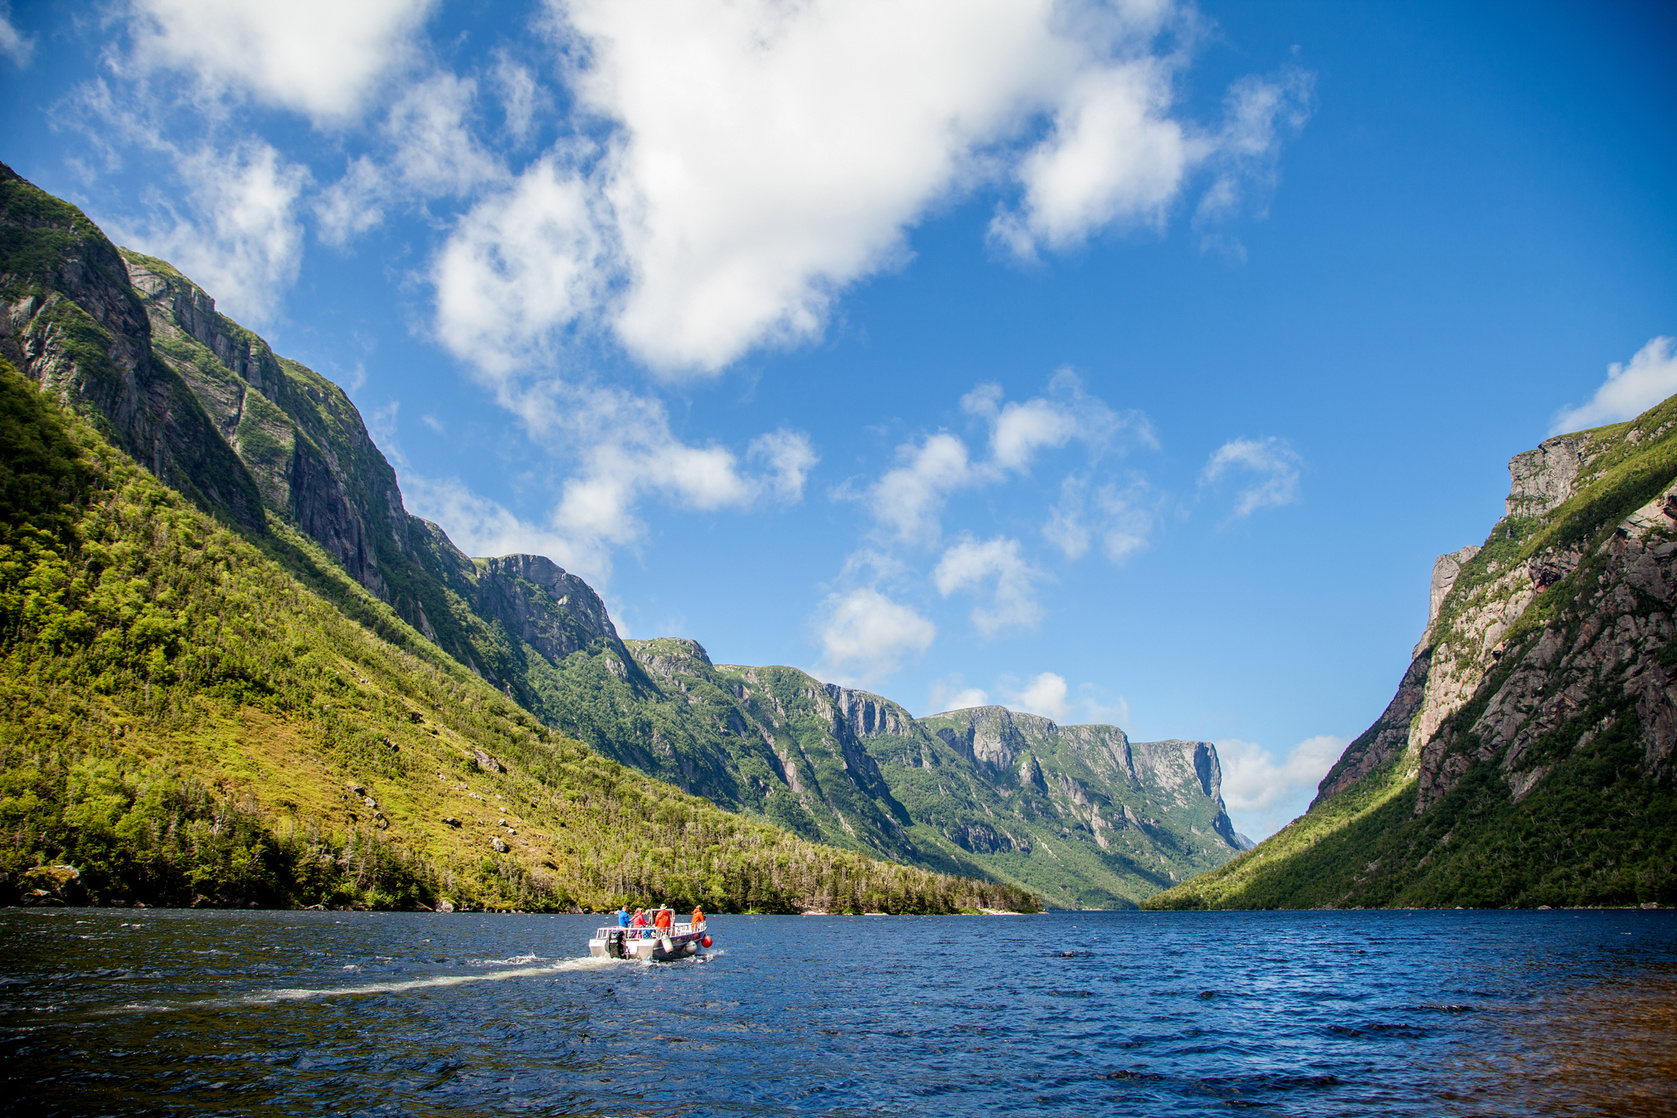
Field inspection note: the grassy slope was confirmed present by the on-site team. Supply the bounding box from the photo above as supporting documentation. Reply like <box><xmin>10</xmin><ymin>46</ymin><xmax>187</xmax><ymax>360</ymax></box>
<box><xmin>1149</xmin><ymin>401</ymin><xmax>1677</xmax><ymax>910</ymax></box>
<box><xmin>0</xmin><ymin>360</ymin><xmax>1038</xmax><ymax>914</ymax></box>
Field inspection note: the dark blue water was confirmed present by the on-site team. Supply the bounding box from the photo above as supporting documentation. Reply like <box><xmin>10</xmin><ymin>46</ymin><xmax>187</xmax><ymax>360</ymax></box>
<box><xmin>2</xmin><ymin>909</ymin><xmax>1675</xmax><ymax>1116</ymax></box>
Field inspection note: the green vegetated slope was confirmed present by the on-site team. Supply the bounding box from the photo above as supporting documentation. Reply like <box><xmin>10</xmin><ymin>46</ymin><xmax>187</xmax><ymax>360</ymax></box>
<box><xmin>540</xmin><ymin>637</ymin><xmax>1244</xmax><ymax>908</ymax></box>
<box><xmin>1150</xmin><ymin>397</ymin><xmax>1677</xmax><ymax>910</ymax></box>
<box><xmin>0</xmin><ymin>162</ymin><xmax>1232</xmax><ymax>909</ymax></box>
<box><xmin>0</xmin><ymin>357</ymin><xmax>1037</xmax><ymax>914</ymax></box>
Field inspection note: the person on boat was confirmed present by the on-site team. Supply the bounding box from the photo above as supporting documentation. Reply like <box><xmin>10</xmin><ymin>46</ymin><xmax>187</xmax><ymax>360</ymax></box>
<box><xmin>630</xmin><ymin>908</ymin><xmax>649</xmax><ymax>928</ymax></box>
<box><xmin>691</xmin><ymin>906</ymin><xmax>705</xmax><ymax>928</ymax></box>
<box><xmin>616</xmin><ymin>904</ymin><xmax>631</xmax><ymax>928</ymax></box>
<box><xmin>653</xmin><ymin>906</ymin><xmax>672</xmax><ymax>932</ymax></box>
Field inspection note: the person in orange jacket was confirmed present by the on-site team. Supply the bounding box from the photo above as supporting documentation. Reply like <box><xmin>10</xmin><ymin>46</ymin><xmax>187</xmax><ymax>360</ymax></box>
<box><xmin>691</xmin><ymin>906</ymin><xmax>705</xmax><ymax>927</ymax></box>
<box><xmin>653</xmin><ymin>906</ymin><xmax>673</xmax><ymax>931</ymax></box>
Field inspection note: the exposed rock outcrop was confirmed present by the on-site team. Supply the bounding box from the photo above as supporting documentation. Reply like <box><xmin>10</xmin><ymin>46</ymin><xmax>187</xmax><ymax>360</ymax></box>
<box><xmin>0</xmin><ymin>163</ymin><xmax>265</xmax><ymax>531</ymax></box>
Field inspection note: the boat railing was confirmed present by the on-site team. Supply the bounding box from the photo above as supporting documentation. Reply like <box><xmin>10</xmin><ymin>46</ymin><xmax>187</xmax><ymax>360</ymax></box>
<box><xmin>594</xmin><ymin>920</ymin><xmax>705</xmax><ymax>941</ymax></box>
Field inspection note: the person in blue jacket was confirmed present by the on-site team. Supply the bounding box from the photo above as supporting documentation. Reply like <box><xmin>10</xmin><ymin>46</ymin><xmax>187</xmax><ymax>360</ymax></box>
<box><xmin>617</xmin><ymin>904</ymin><xmax>632</xmax><ymax>928</ymax></box>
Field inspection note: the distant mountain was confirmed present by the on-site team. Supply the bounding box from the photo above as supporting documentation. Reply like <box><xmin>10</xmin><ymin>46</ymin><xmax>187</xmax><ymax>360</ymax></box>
<box><xmin>543</xmin><ymin>637</ymin><xmax>1244</xmax><ymax>907</ymax></box>
<box><xmin>1151</xmin><ymin>402</ymin><xmax>1677</xmax><ymax>909</ymax></box>
<box><xmin>0</xmin><ymin>162</ymin><xmax>1237</xmax><ymax>909</ymax></box>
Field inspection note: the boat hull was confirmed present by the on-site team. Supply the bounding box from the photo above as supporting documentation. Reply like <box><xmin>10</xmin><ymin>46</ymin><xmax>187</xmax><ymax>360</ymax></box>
<box><xmin>589</xmin><ymin>925</ymin><xmax>706</xmax><ymax>962</ymax></box>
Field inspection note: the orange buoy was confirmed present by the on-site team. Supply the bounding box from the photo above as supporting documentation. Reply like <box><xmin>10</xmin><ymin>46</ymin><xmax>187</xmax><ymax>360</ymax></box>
<box><xmin>700</xmin><ymin>935</ymin><xmax>713</xmax><ymax>948</ymax></box>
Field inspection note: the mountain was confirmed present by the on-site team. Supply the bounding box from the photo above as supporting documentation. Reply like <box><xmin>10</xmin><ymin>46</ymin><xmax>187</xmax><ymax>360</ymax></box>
<box><xmin>0</xmin><ymin>162</ymin><xmax>1237</xmax><ymax>908</ymax></box>
<box><xmin>0</xmin><ymin>163</ymin><xmax>1035</xmax><ymax>913</ymax></box>
<box><xmin>542</xmin><ymin>636</ymin><xmax>1244</xmax><ymax>907</ymax></box>
<box><xmin>1150</xmin><ymin>401</ymin><xmax>1677</xmax><ymax>909</ymax></box>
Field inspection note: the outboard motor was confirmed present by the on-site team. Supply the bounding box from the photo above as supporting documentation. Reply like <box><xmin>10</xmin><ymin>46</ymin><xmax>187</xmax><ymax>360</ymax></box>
<box><xmin>608</xmin><ymin>930</ymin><xmax>625</xmax><ymax>959</ymax></box>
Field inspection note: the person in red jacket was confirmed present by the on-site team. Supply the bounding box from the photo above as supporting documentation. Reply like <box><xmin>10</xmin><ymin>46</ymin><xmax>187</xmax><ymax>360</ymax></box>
<box><xmin>630</xmin><ymin>908</ymin><xmax>649</xmax><ymax>928</ymax></box>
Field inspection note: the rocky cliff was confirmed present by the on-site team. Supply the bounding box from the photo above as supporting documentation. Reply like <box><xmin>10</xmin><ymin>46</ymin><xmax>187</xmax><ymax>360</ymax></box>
<box><xmin>534</xmin><ymin>634</ymin><xmax>1243</xmax><ymax>907</ymax></box>
<box><xmin>1151</xmin><ymin>402</ymin><xmax>1677</xmax><ymax>910</ymax></box>
<box><xmin>0</xmin><ymin>164</ymin><xmax>264</xmax><ymax>531</ymax></box>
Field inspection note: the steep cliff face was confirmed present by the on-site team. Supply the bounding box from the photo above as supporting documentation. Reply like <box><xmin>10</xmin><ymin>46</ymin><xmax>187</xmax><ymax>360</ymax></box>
<box><xmin>113</xmin><ymin>248</ymin><xmax>632</xmax><ymax>714</ymax></box>
<box><xmin>532</xmin><ymin>633</ymin><xmax>1243</xmax><ymax>907</ymax></box>
<box><xmin>0</xmin><ymin>164</ymin><xmax>264</xmax><ymax>531</ymax></box>
<box><xmin>1152</xmin><ymin>398</ymin><xmax>1677</xmax><ymax>910</ymax></box>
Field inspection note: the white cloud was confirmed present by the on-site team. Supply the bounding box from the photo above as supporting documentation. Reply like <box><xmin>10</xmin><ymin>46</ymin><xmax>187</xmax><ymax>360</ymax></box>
<box><xmin>492</xmin><ymin>55</ymin><xmax>543</xmax><ymax>143</ymax></box>
<box><xmin>431</xmin><ymin>0</ymin><xmax>1308</xmax><ymax>377</ymax></box>
<box><xmin>1006</xmin><ymin>671</ymin><xmax>1071</xmax><ymax>722</ymax></box>
<box><xmin>402</xmin><ymin>473</ymin><xmax>611</xmax><ymax>588</ymax></box>
<box><xmin>926</xmin><ymin>676</ymin><xmax>990</xmax><ymax>715</ymax></box>
<box><xmin>991</xmin><ymin>57</ymin><xmax>1191</xmax><ymax>256</ymax></box>
<box><xmin>868</xmin><ymin>433</ymin><xmax>977</xmax><ymax>544</ymax></box>
<box><xmin>1217</xmin><ymin>734</ymin><xmax>1347</xmax><ymax>840</ymax></box>
<box><xmin>383</xmin><ymin>74</ymin><xmax>504</xmax><ymax>197</ymax></box>
<box><xmin>749</xmin><ymin>429</ymin><xmax>819</xmax><ymax>503</ymax></box>
<box><xmin>865</xmin><ymin>375</ymin><xmax>1148</xmax><ymax>547</ymax></box>
<box><xmin>432</xmin><ymin>155</ymin><xmax>612</xmax><ymax>379</ymax></box>
<box><xmin>315</xmin><ymin>156</ymin><xmax>388</xmax><ymax>246</ymax></box>
<box><xmin>934</xmin><ymin>534</ymin><xmax>1044</xmax><ymax>635</ymax></box>
<box><xmin>1551</xmin><ymin>336</ymin><xmax>1677</xmax><ymax>435</ymax></box>
<box><xmin>1045</xmin><ymin>473</ymin><xmax>1158</xmax><ymax>561</ymax></box>
<box><xmin>1191</xmin><ymin>69</ymin><xmax>1314</xmax><ymax>256</ymax></box>
<box><xmin>317</xmin><ymin>73</ymin><xmax>506</xmax><ymax>245</ymax></box>
<box><xmin>961</xmin><ymin>370</ymin><xmax>1140</xmax><ymax>470</ymax></box>
<box><xmin>395</xmin><ymin>383</ymin><xmax>813</xmax><ymax>587</ymax></box>
<box><xmin>129</xmin><ymin>0</ymin><xmax>434</xmax><ymax>122</ymax></box>
<box><xmin>815</xmin><ymin>587</ymin><xmax>936</xmax><ymax>684</ymax></box>
<box><xmin>0</xmin><ymin>3</ymin><xmax>33</xmax><ymax>66</ymax></box>
<box><xmin>1200</xmin><ymin>436</ymin><xmax>1301</xmax><ymax>518</ymax></box>
<box><xmin>117</xmin><ymin>141</ymin><xmax>309</xmax><ymax>325</ymax></box>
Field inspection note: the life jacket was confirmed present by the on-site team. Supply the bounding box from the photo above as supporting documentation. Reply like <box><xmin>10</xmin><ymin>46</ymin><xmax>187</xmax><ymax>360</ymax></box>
<box><xmin>654</xmin><ymin>909</ymin><xmax>672</xmax><ymax>930</ymax></box>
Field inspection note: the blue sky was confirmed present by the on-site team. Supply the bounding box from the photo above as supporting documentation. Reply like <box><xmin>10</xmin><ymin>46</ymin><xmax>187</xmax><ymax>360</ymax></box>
<box><xmin>3</xmin><ymin>1</ymin><xmax>1673</xmax><ymax>838</ymax></box>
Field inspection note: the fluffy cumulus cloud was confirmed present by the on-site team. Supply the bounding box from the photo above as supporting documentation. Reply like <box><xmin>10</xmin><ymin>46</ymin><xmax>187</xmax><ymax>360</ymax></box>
<box><xmin>1551</xmin><ymin>336</ymin><xmax>1677</xmax><ymax>435</ymax></box>
<box><xmin>430</xmin><ymin>0</ymin><xmax>1311</xmax><ymax>377</ymax></box>
<box><xmin>815</xmin><ymin>588</ymin><xmax>937</xmax><ymax>685</ymax></box>
<box><xmin>433</xmin><ymin>156</ymin><xmax>612</xmax><ymax>379</ymax></box>
<box><xmin>1200</xmin><ymin>436</ymin><xmax>1301</xmax><ymax>519</ymax></box>
<box><xmin>116</xmin><ymin>141</ymin><xmax>309</xmax><ymax>325</ymax></box>
<box><xmin>1217</xmin><ymin>734</ymin><xmax>1347</xmax><ymax>840</ymax></box>
<box><xmin>1006</xmin><ymin>671</ymin><xmax>1071</xmax><ymax>722</ymax></box>
<box><xmin>128</xmin><ymin>0</ymin><xmax>434</xmax><ymax>122</ymax></box>
<box><xmin>934</xmin><ymin>535</ymin><xmax>1044</xmax><ymax>636</ymax></box>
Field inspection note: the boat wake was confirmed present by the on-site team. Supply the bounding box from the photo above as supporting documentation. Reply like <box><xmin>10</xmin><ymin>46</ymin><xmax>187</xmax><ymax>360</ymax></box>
<box><xmin>106</xmin><ymin>955</ymin><xmax>619</xmax><ymax>1014</ymax></box>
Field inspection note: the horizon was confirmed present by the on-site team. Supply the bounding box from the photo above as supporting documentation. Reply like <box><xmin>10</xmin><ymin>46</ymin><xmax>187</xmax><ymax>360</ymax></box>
<box><xmin>2</xmin><ymin>0</ymin><xmax>1672</xmax><ymax>840</ymax></box>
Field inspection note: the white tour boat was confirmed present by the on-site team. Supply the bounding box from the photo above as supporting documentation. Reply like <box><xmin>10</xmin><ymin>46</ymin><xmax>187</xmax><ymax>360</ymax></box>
<box><xmin>589</xmin><ymin>919</ymin><xmax>711</xmax><ymax>962</ymax></box>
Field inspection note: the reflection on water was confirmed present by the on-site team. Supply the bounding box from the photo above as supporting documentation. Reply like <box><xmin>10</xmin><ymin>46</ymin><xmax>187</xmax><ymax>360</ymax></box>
<box><xmin>1</xmin><ymin>909</ymin><xmax>1674</xmax><ymax>1116</ymax></box>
